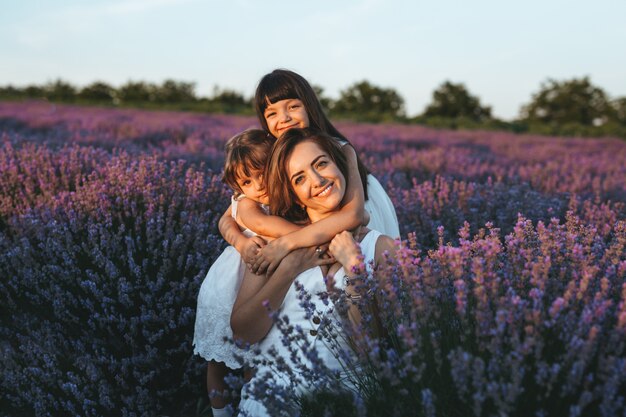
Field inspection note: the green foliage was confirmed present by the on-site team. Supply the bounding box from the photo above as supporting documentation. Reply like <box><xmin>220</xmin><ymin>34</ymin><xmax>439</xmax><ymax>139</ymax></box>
<box><xmin>24</xmin><ymin>85</ymin><xmax>46</xmax><ymax>98</ymax></box>
<box><xmin>78</xmin><ymin>81</ymin><xmax>117</xmax><ymax>104</ymax></box>
<box><xmin>422</xmin><ymin>81</ymin><xmax>492</xmax><ymax>121</ymax></box>
<box><xmin>205</xmin><ymin>87</ymin><xmax>251</xmax><ymax>113</ymax></box>
<box><xmin>1</xmin><ymin>76</ymin><xmax>624</xmax><ymax>138</ymax></box>
<box><xmin>117</xmin><ymin>80</ymin><xmax>157</xmax><ymax>103</ymax></box>
<box><xmin>0</xmin><ymin>85</ymin><xmax>24</xmax><ymax>99</ymax></box>
<box><xmin>155</xmin><ymin>79</ymin><xmax>197</xmax><ymax>103</ymax></box>
<box><xmin>520</xmin><ymin>76</ymin><xmax>614</xmax><ymax>126</ymax></box>
<box><xmin>611</xmin><ymin>97</ymin><xmax>626</xmax><ymax>125</ymax></box>
<box><xmin>331</xmin><ymin>80</ymin><xmax>406</xmax><ymax>122</ymax></box>
<box><xmin>44</xmin><ymin>79</ymin><xmax>77</xmax><ymax>102</ymax></box>
<box><xmin>522</xmin><ymin>120</ymin><xmax>626</xmax><ymax>138</ymax></box>
<box><xmin>411</xmin><ymin>115</ymin><xmax>514</xmax><ymax>132</ymax></box>
<box><xmin>312</xmin><ymin>84</ymin><xmax>333</xmax><ymax>114</ymax></box>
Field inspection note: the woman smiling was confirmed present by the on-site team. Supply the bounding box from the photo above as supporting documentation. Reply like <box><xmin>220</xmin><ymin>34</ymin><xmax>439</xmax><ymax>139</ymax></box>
<box><xmin>231</xmin><ymin>128</ymin><xmax>397</xmax><ymax>416</ymax></box>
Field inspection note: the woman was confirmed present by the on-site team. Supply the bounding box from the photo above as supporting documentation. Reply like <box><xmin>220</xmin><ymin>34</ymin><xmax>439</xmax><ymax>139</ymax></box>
<box><xmin>231</xmin><ymin>128</ymin><xmax>397</xmax><ymax>416</ymax></box>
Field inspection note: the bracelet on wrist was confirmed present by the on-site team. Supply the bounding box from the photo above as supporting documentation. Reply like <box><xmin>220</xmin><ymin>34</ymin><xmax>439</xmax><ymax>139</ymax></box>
<box><xmin>343</xmin><ymin>274</ymin><xmax>359</xmax><ymax>287</ymax></box>
<box><xmin>343</xmin><ymin>274</ymin><xmax>368</xmax><ymax>301</ymax></box>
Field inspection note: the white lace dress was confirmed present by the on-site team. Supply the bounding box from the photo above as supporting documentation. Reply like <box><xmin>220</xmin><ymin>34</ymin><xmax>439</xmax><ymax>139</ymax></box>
<box><xmin>365</xmin><ymin>174</ymin><xmax>400</xmax><ymax>238</ymax></box>
<box><xmin>336</xmin><ymin>138</ymin><xmax>400</xmax><ymax>238</ymax></box>
<box><xmin>192</xmin><ymin>196</ymin><xmax>264</xmax><ymax>367</ymax></box>
<box><xmin>238</xmin><ymin>230</ymin><xmax>383</xmax><ymax>416</ymax></box>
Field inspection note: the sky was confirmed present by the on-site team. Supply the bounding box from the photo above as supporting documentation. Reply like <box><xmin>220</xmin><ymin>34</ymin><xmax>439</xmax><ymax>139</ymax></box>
<box><xmin>1</xmin><ymin>0</ymin><xmax>625</xmax><ymax>120</ymax></box>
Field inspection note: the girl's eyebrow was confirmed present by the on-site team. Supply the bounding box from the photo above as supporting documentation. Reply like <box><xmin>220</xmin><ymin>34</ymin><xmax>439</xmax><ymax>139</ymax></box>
<box><xmin>289</xmin><ymin>154</ymin><xmax>325</xmax><ymax>182</ymax></box>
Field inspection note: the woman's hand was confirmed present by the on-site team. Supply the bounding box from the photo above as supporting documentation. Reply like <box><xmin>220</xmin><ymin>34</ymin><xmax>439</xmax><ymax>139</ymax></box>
<box><xmin>240</xmin><ymin>236</ymin><xmax>267</xmax><ymax>266</ymax></box>
<box><xmin>328</xmin><ymin>231</ymin><xmax>362</xmax><ymax>271</ymax></box>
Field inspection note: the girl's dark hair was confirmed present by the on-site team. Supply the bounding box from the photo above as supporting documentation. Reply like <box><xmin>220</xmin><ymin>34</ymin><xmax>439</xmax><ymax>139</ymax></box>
<box><xmin>266</xmin><ymin>127</ymin><xmax>349</xmax><ymax>222</ymax></box>
<box><xmin>222</xmin><ymin>129</ymin><xmax>274</xmax><ymax>196</ymax></box>
<box><xmin>254</xmin><ymin>69</ymin><xmax>368</xmax><ymax>199</ymax></box>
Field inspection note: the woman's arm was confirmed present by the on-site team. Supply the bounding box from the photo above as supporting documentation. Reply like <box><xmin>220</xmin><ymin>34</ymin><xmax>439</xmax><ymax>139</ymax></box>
<box><xmin>237</xmin><ymin>197</ymin><xmax>303</xmax><ymax>239</ymax></box>
<box><xmin>329</xmin><ymin>231</ymin><xmax>397</xmax><ymax>331</ymax></box>
<box><xmin>252</xmin><ymin>144</ymin><xmax>366</xmax><ymax>274</ymax></box>
<box><xmin>231</xmin><ymin>246</ymin><xmax>335</xmax><ymax>344</ymax></box>
<box><xmin>328</xmin><ymin>231</ymin><xmax>367</xmax><ymax>328</ymax></box>
<box><xmin>219</xmin><ymin>204</ymin><xmax>267</xmax><ymax>265</ymax></box>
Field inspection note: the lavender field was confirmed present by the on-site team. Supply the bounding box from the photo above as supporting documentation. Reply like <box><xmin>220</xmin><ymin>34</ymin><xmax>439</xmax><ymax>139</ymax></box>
<box><xmin>1</xmin><ymin>101</ymin><xmax>625</xmax><ymax>416</ymax></box>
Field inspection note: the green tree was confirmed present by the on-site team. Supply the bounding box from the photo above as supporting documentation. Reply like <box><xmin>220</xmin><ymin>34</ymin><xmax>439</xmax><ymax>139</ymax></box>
<box><xmin>611</xmin><ymin>97</ymin><xmax>626</xmax><ymax>125</ymax></box>
<box><xmin>207</xmin><ymin>87</ymin><xmax>250</xmax><ymax>113</ymax></box>
<box><xmin>45</xmin><ymin>79</ymin><xmax>77</xmax><ymax>102</ymax></box>
<box><xmin>332</xmin><ymin>80</ymin><xmax>405</xmax><ymax>122</ymax></box>
<box><xmin>312</xmin><ymin>84</ymin><xmax>333</xmax><ymax>113</ymax></box>
<box><xmin>155</xmin><ymin>79</ymin><xmax>197</xmax><ymax>103</ymax></box>
<box><xmin>423</xmin><ymin>81</ymin><xmax>492</xmax><ymax>121</ymax></box>
<box><xmin>210</xmin><ymin>87</ymin><xmax>248</xmax><ymax>107</ymax></box>
<box><xmin>78</xmin><ymin>81</ymin><xmax>117</xmax><ymax>103</ymax></box>
<box><xmin>520</xmin><ymin>77</ymin><xmax>613</xmax><ymax>126</ymax></box>
<box><xmin>0</xmin><ymin>85</ymin><xmax>24</xmax><ymax>99</ymax></box>
<box><xmin>24</xmin><ymin>85</ymin><xmax>46</xmax><ymax>98</ymax></box>
<box><xmin>118</xmin><ymin>81</ymin><xmax>157</xmax><ymax>103</ymax></box>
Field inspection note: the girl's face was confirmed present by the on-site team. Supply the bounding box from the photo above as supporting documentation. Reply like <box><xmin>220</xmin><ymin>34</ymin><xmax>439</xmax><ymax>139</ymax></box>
<box><xmin>236</xmin><ymin>168</ymin><xmax>268</xmax><ymax>205</ymax></box>
<box><xmin>286</xmin><ymin>140</ymin><xmax>345</xmax><ymax>222</ymax></box>
<box><xmin>263</xmin><ymin>98</ymin><xmax>310</xmax><ymax>138</ymax></box>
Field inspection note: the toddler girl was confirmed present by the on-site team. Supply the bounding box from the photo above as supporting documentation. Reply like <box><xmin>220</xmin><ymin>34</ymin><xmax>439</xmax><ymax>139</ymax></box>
<box><xmin>193</xmin><ymin>129</ymin><xmax>330</xmax><ymax>416</ymax></box>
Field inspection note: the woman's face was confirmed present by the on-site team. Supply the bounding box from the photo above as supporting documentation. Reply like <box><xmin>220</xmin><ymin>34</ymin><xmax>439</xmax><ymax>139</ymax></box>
<box><xmin>263</xmin><ymin>98</ymin><xmax>310</xmax><ymax>138</ymax></box>
<box><xmin>286</xmin><ymin>140</ymin><xmax>345</xmax><ymax>221</ymax></box>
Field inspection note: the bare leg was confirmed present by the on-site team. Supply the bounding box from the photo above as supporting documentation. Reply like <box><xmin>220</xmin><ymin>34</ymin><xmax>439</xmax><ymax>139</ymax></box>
<box><xmin>206</xmin><ymin>360</ymin><xmax>231</xmax><ymax>409</ymax></box>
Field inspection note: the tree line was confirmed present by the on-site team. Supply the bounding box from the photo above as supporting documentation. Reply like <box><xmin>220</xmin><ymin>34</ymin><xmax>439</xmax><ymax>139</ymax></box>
<box><xmin>1</xmin><ymin>77</ymin><xmax>625</xmax><ymax>138</ymax></box>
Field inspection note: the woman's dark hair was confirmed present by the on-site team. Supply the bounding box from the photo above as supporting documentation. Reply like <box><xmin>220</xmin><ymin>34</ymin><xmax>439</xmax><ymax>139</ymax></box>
<box><xmin>266</xmin><ymin>127</ymin><xmax>349</xmax><ymax>222</ymax></box>
<box><xmin>254</xmin><ymin>69</ymin><xmax>368</xmax><ymax>199</ymax></box>
<box><xmin>222</xmin><ymin>129</ymin><xmax>274</xmax><ymax>196</ymax></box>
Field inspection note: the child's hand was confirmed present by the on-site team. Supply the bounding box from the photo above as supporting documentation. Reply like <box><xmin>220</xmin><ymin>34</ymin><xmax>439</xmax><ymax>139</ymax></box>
<box><xmin>251</xmin><ymin>238</ymin><xmax>290</xmax><ymax>276</ymax></box>
<box><xmin>328</xmin><ymin>231</ymin><xmax>362</xmax><ymax>270</ymax></box>
<box><xmin>241</xmin><ymin>236</ymin><xmax>267</xmax><ymax>266</ymax></box>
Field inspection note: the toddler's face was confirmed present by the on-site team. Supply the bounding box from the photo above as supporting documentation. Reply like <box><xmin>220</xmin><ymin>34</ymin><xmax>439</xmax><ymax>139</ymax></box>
<box><xmin>263</xmin><ymin>98</ymin><xmax>310</xmax><ymax>139</ymax></box>
<box><xmin>236</xmin><ymin>168</ymin><xmax>269</xmax><ymax>205</ymax></box>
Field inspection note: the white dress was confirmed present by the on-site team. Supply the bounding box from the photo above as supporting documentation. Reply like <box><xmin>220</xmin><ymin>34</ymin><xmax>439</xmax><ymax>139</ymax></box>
<box><xmin>193</xmin><ymin>196</ymin><xmax>264</xmax><ymax>368</ymax></box>
<box><xmin>336</xmin><ymin>138</ymin><xmax>400</xmax><ymax>238</ymax></box>
<box><xmin>365</xmin><ymin>174</ymin><xmax>400</xmax><ymax>238</ymax></box>
<box><xmin>238</xmin><ymin>230</ymin><xmax>383</xmax><ymax>417</ymax></box>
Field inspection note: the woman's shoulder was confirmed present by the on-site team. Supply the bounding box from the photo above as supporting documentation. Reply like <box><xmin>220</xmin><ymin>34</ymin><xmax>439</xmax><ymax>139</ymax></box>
<box><xmin>357</xmin><ymin>228</ymin><xmax>391</xmax><ymax>255</ymax></box>
<box><xmin>373</xmin><ymin>232</ymin><xmax>396</xmax><ymax>258</ymax></box>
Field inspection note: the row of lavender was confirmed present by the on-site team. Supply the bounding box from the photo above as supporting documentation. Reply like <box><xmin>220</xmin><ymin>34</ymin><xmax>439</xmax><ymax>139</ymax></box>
<box><xmin>1</xmin><ymin>101</ymin><xmax>625</xmax><ymax>416</ymax></box>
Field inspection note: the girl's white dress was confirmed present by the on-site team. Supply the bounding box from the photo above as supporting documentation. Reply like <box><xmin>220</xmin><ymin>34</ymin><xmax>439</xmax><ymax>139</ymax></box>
<box><xmin>238</xmin><ymin>230</ymin><xmax>383</xmax><ymax>417</ymax></box>
<box><xmin>336</xmin><ymin>138</ymin><xmax>400</xmax><ymax>238</ymax></box>
<box><xmin>193</xmin><ymin>196</ymin><xmax>262</xmax><ymax>368</ymax></box>
<box><xmin>365</xmin><ymin>174</ymin><xmax>399</xmax><ymax>238</ymax></box>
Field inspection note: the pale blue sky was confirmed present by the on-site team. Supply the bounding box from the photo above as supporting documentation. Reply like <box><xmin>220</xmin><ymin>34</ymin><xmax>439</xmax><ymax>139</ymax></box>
<box><xmin>1</xmin><ymin>0</ymin><xmax>625</xmax><ymax>119</ymax></box>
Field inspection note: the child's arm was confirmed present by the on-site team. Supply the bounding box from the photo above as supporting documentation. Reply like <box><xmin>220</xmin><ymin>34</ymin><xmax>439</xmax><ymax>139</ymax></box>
<box><xmin>236</xmin><ymin>197</ymin><xmax>303</xmax><ymax>238</ymax></box>
<box><xmin>252</xmin><ymin>144</ymin><xmax>366</xmax><ymax>274</ymax></box>
<box><xmin>218</xmin><ymin>204</ymin><xmax>267</xmax><ymax>265</ymax></box>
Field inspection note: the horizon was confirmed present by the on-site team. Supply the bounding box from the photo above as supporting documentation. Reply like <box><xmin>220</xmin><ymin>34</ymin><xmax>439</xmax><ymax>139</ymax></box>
<box><xmin>1</xmin><ymin>0</ymin><xmax>625</xmax><ymax>121</ymax></box>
